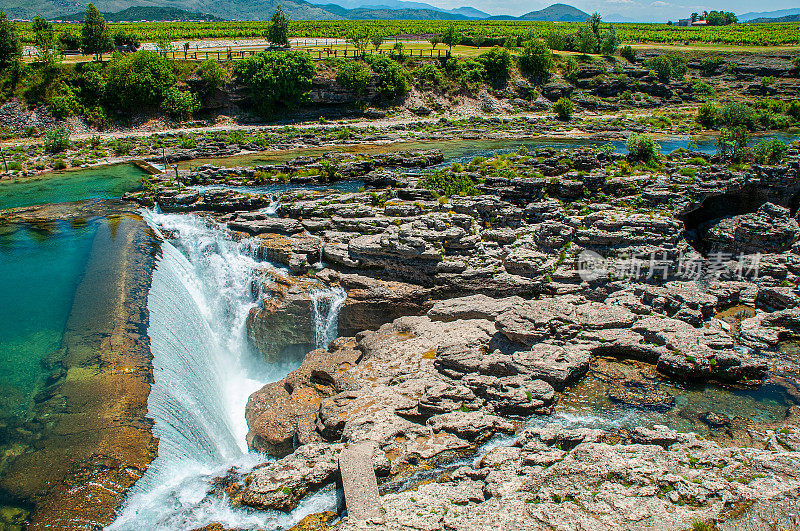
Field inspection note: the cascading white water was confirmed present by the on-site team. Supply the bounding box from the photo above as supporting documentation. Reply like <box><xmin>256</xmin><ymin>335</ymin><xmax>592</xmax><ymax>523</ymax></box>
<box><xmin>310</xmin><ymin>286</ymin><xmax>347</xmax><ymax>350</ymax></box>
<box><xmin>109</xmin><ymin>211</ymin><xmax>341</xmax><ymax>530</ymax></box>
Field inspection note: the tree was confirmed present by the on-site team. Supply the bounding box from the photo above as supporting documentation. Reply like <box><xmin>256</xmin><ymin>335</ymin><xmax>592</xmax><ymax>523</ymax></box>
<box><xmin>590</xmin><ymin>12</ymin><xmax>602</xmax><ymax>40</ymax></box>
<box><xmin>429</xmin><ymin>35</ymin><xmax>440</xmax><ymax>50</ymax></box>
<box><xmin>364</xmin><ymin>55</ymin><xmax>409</xmax><ymax>99</ymax></box>
<box><xmin>600</xmin><ymin>26</ymin><xmax>619</xmax><ymax>55</ymax></box>
<box><xmin>690</xmin><ymin>12</ymin><xmax>698</xmax><ymax>22</ymax></box>
<box><xmin>0</xmin><ymin>11</ymin><xmax>22</xmax><ymax>67</ymax></box>
<box><xmin>105</xmin><ymin>50</ymin><xmax>177</xmax><ymax>108</ymax></box>
<box><xmin>161</xmin><ymin>87</ymin><xmax>200</xmax><ymax>121</ymax></box>
<box><xmin>472</xmin><ymin>30</ymin><xmax>486</xmax><ymax>48</ymax></box>
<box><xmin>267</xmin><ymin>5</ymin><xmax>289</xmax><ymax>47</ymax></box>
<box><xmin>478</xmin><ymin>46</ymin><xmax>511</xmax><ymax>80</ymax></box>
<box><xmin>518</xmin><ymin>39</ymin><xmax>553</xmax><ymax>79</ymax></box>
<box><xmin>33</xmin><ymin>16</ymin><xmax>57</xmax><ymax>62</ymax></box>
<box><xmin>81</xmin><ymin>4</ymin><xmax>113</xmax><ymax>60</ymax></box>
<box><xmin>575</xmin><ymin>25</ymin><xmax>598</xmax><ymax>54</ymax></box>
<box><xmin>336</xmin><ymin>61</ymin><xmax>371</xmax><ymax>99</ymax></box>
<box><xmin>442</xmin><ymin>24</ymin><xmax>461</xmax><ymax>53</ymax></box>
<box><xmin>371</xmin><ymin>33</ymin><xmax>384</xmax><ymax>52</ymax></box>
<box><xmin>234</xmin><ymin>50</ymin><xmax>315</xmax><ymax>114</ymax></box>
<box><xmin>348</xmin><ymin>29</ymin><xmax>369</xmax><ymax>56</ymax></box>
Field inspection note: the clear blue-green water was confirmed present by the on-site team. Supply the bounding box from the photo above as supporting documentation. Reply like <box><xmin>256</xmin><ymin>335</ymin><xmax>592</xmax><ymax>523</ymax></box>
<box><xmin>0</xmin><ymin>164</ymin><xmax>146</xmax><ymax>211</ymax></box>
<box><xmin>0</xmin><ymin>220</ymin><xmax>99</xmax><ymax>419</ymax></box>
<box><xmin>0</xmin><ymin>163</ymin><xmax>146</xmax><ymax>419</ymax></box>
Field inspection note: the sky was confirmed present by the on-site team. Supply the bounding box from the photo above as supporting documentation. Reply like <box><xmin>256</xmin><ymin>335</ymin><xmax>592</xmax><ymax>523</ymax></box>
<box><xmin>426</xmin><ymin>0</ymin><xmax>800</xmax><ymax>21</ymax></box>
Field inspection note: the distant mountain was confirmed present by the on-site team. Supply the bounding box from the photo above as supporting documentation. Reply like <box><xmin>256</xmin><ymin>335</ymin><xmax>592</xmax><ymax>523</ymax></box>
<box><xmin>748</xmin><ymin>14</ymin><xmax>800</xmax><ymax>23</ymax></box>
<box><xmin>739</xmin><ymin>8</ymin><xmax>800</xmax><ymax>22</ymax></box>
<box><xmin>449</xmin><ymin>6</ymin><xmax>490</xmax><ymax>17</ymax></box>
<box><xmin>488</xmin><ymin>3</ymin><xmax>589</xmax><ymax>21</ymax></box>
<box><xmin>5</xmin><ymin>0</ymin><xmax>585</xmax><ymax>23</ymax></box>
<box><xmin>309</xmin><ymin>0</ymin><xmax>490</xmax><ymax>17</ymax></box>
<box><xmin>55</xmin><ymin>5</ymin><xmax>222</xmax><ymax>20</ymax></box>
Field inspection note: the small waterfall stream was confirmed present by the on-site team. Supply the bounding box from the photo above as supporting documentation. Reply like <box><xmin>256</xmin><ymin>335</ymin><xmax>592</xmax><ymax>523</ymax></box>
<box><xmin>311</xmin><ymin>287</ymin><xmax>347</xmax><ymax>350</ymax></box>
<box><xmin>109</xmin><ymin>210</ymin><xmax>343</xmax><ymax>530</ymax></box>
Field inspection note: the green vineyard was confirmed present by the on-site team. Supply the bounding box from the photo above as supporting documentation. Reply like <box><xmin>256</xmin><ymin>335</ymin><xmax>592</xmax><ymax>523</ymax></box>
<box><xmin>14</xmin><ymin>19</ymin><xmax>800</xmax><ymax>47</ymax></box>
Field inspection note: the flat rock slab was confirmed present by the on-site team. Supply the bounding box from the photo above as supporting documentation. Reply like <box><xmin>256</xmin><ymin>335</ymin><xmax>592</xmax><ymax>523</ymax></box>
<box><xmin>339</xmin><ymin>441</ymin><xmax>382</xmax><ymax>521</ymax></box>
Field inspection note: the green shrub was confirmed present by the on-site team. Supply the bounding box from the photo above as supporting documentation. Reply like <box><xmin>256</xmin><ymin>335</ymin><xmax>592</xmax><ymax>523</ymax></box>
<box><xmin>445</xmin><ymin>56</ymin><xmax>486</xmax><ymax>85</ymax></box>
<box><xmin>44</xmin><ymin>124</ymin><xmax>70</xmax><ymax>153</ymax></box>
<box><xmin>575</xmin><ymin>26</ymin><xmax>598</xmax><ymax>54</ymax></box>
<box><xmin>160</xmin><ymin>87</ymin><xmax>200</xmax><ymax>121</ymax></box>
<box><xmin>336</xmin><ymin>60</ymin><xmax>372</xmax><ymax>98</ymax></box>
<box><xmin>234</xmin><ymin>50</ymin><xmax>315</xmax><ymax>114</ymax></box>
<box><xmin>716</xmin><ymin>126</ymin><xmax>750</xmax><ymax>161</ymax></box>
<box><xmin>789</xmin><ymin>100</ymin><xmax>800</xmax><ymax>121</ymax></box>
<box><xmin>195</xmin><ymin>59</ymin><xmax>228</xmax><ymax>90</ymax></box>
<box><xmin>696</xmin><ymin>102</ymin><xmax>718</xmax><ymax>128</ymax></box>
<box><xmin>752</xmin><ymin>138</ymin><xmax>787</xmax><ymax>164</ymax></box>
<box><xmin>78</xmin><ymin>66</ymin><xmax>107</xmax><ymax>105</ymax></box>
<box><xmin>365</xmin><ymin>55</ymin><xmax>409</xmax><ymax>99</ymax></box>
<box><xmin>644</xmin><ymin>54</ymin><xmax>687</xmax><ymax>82</ymax></box>
<box><xmin>699</xmin><ymin>56</ymin><xmax>724</xmax><ymax>76</ymax></box>
<box><xmin>718</xmin><ymin>102</ymin><xmax>757</xmax><ymax>129</ymax></box>
<box><xmin>562</xmin><ymin>58</ymin><xmax>579</xmax><ymax>81</ymax></box>
<box><xmin>619</xmin><ymin>45</ymin><xmax>635</xmax><ymax>62</ymax></box>
<box><xmin>113</xmin><ymin>139</ymin><xmax>132</xmax><ymax>155</ymax></box>
<box><xmin>0</xmin><ymin>12</ymin><xmax>22</xmax><ymax>66</ymax></box>
<box><xmin>626</xmin><ymin>133</ymin><xmax>660</xmax><ymax>163</ymax></box>
<box><xmin>105</xmin><ymin>50</ymin><xmax>176</xmax><ymax>109</ymax></box>
<box><xmin>543</xmin><ymin>31</ymin><xmax>567</xmax><ymax>51</ymax></box>
<box><xmin>413</xmin><ymin>63</ymin><xmax>443</xmax><ymax>87</ymax></box>
<box><xmin>113</xmin><ymin>31</ymin><xmax>140</xmax><ymax>49</ymax></box>
<box><xmin>53</xmin><ymin>159</ymin><xmax>67</xmax><ymax>170</ymax></box>
<box><xmin>477</xmin><ymin>46</ymin><xmax>512</xmax><ymax>80</ymax></box>
<box><xmin>518</xmin><ymin>39</ymin><xmax>553</xmax><ymax>79</ymax></box>
<box><xmin>47</xmin><ymin>89</ymin><xmax>80</xmax><ymax>118</ymax></box>
<box><xmin>600</xmin><ymin>27</ymin><xmax>619</xmax><ymax>55</ymax></box>
<box><xmin>57</xmin><ymin>31</ymin><xmax>81</xmax><ymax>52</ymax></box>
<box><xmin>692</xmin><ymin>81</ymin><xmax>715</xmax><ymax>98</ymax></box>
<box><xmin>420</xmin><ymin>170</ymin><xmax>477</xmax><ymax>197</ymax></box>
<box><xmin>553</xmin><ymin>97</ymin><xmax>574</xmax><ymax>121</ymax></box>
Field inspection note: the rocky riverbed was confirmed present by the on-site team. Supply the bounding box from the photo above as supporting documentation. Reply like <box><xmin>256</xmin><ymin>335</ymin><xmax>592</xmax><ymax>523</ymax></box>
<box><xmin>123</xmin><ymin>140</ymin><xmax>800</xmax><ymax>530</ymax></box>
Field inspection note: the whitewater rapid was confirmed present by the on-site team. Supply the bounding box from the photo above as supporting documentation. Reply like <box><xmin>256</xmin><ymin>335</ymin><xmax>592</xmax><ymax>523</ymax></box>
<box><xmin>109</xmin><ymin>211</ymin><xmax>341</xmax><ymax>530</ymax></box>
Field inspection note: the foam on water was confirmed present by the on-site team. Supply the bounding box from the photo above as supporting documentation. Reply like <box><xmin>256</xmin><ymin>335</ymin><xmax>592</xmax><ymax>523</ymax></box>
<box><xmin>109</xmin><ymin>210</ymin><xmax>341</xmax><ymax>530</ymax></box>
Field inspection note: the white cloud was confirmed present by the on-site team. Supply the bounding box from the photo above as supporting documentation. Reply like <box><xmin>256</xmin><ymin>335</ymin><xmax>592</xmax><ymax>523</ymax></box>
<box><xmin>651</xmin><ymin>1</ymin><xmax>672</xmax><ymax>6</ymax></box>
<box><xmin>606</xmin><ymin>0</ymin><xmax>637</xmax><ymax>4</ymax></box>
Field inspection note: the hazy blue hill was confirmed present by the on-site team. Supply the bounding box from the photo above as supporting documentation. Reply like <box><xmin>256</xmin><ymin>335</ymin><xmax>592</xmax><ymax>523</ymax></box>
<box><xmin>55</xmin><ymin>6</ymin><xmax>222</xmax><ymax>20</ymax></box>
<box><xmin>747</xmin><ymin>14</ymin><xmax>800</xmax><ymax>23</ymax></box>
<box><xmin>486</xmin><ymin>3</ymin><xmax>589</xmax><ymax>21</ymax></box>
<box><xmin>739</xmin><ymin>8</ymin><xmax>800</xmax><ymax>22</ymax></box>
<box><xmin>519</xmin><ymin>3</ymin><xmax>590</xmax><ymax>21</ymax></box>
<box><xmin>6</xmin><ymin>0</ymin><xmax>588</xmax><ymax>23</ymax></box>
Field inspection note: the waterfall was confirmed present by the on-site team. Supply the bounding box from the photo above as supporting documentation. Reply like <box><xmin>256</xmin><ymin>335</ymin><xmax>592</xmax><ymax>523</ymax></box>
<box><xmin>109</xmin><ymin>211</ymin><xmax>340</xmax><ymax>530</ymax></box>
<box><xmin>311</xmin><ymin>286</ymin><xmax>346</xmax><ymax>351</ymax></box>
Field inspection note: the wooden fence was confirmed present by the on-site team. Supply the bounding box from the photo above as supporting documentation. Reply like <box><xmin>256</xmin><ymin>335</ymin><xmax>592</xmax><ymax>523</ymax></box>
<box><xmin>161</xmin><ymin>47</ymin><xmax>449</xmax><ymax>62</ymax></box>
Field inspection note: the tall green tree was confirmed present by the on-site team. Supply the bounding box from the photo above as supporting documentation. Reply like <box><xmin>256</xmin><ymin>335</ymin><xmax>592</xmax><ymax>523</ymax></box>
<box><xmin>371</xmin><ymin>33</ymin><xmax>385</xmax><ymax>51</ymax></box>
<box><xmin>441</xmin><ymin>24</ymin><xmax>461</xmax><ymax>53</ymax></box>
<box><xmin>590</xmin><ymin>12</ymin><xmax>602</xmax><ymax>40</ymax></box>
<box><xmin>81</xmin><ymin>3</ymin><xmax>113</xmax><ymax>60</ymax></box>
<box><xmin>267</xmin><ymin>5</ymin><xmax>289</xmax><ymax>47</ymax></box>
<box><xmin>0</xmin><ymin>11</ymin><xmax>22</xmax><ymax>67</ymax></box>
<box><xmin>33</xmin><ymin>16</ymin><xmax>57</xmax><ymax>62</ymax></box>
